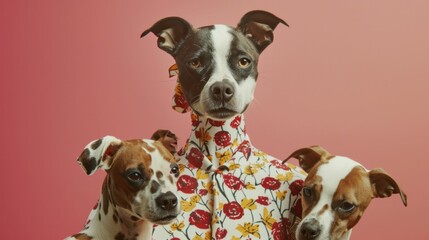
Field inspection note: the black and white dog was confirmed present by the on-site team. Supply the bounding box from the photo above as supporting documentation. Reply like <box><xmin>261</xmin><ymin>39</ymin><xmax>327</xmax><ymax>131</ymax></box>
<box><xmin>142</xmin><ymin>11</ymin><xmax>305</xmax><ymax>240</ymax></box>
<box><xmin>142</xmin><ymin>10</ymin><xmax>287</xmax><ymax>120</ymax></box>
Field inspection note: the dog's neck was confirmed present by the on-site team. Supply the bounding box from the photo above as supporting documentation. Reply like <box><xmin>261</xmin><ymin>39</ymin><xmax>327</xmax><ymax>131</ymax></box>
<box><xmin>83</xmin><ymin>178</ymin><xmax>154</xmax><ymax>240</ymax></box>
<box><xmin>178</xmin><ymin>112</ymin><xmax>251</xmax><ymax>170</ymax></box>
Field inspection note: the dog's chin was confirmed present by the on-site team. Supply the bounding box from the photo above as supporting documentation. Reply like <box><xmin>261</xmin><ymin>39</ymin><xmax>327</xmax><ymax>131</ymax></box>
<box><xmin>149</xmin><ymin>214</ymin><xmax>179</xmax><ymax>225</ymax></box>
<box><xmin>206</xmin><ymin>107</ymin><xmax>239</xmax><ymax>120</ymax></box>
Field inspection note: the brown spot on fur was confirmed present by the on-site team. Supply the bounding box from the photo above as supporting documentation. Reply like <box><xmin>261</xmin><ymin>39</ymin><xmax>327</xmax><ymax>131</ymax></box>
<box><xmin>330</xmin><ymin>166</ymin><xmax>372</xmax><ymax>236</ymax></box>
<box><xmin>71</xmin><ymin>233</ymin><xmax>93</xmax><ymax>240</ymax></box>
<box><xmin>317</xmin><ymin>204</ymin><xmax>329</xmax><ymax>216</ymax></box>
<box><xmin>302</xmin><ymin>175</ymin><xmax>323</xmax><ymax>217</ymax></box>
<box><xmin>91</xmin><ymin>139</ymin><xmax>102</xmax><ymax>150</ymax></box>
<box><xmin>156</xmin><ymin>170</ymin><xmax>163</xmax><ymax>179</ymax></box>
<box><xmin>168</xmin><ymin>175</ymin><xmax>174</xmax><ymax>184</ymax></box>
<box><xmin>101</xmin><ymin>178</ymin><xmax>110</xmax><ymax>215</ymax></box>
<box><xmin>115</xmin><ymin>232</ymin><xmax>125</xmax><ymax>240</ymax></box>
<box><xmin>107</xmin><ymin>141</ymin><xmax>153</xmax><ymax>211</ymax></box>
<box><xmin>151</xmin><ymin>180</ymin><xmax>160</xmax><ymax>193</ymax></box>
<box><xmin>77</xmin><ymin>149</ymin><xmax>97</xmax><ymax>175</ymax></box>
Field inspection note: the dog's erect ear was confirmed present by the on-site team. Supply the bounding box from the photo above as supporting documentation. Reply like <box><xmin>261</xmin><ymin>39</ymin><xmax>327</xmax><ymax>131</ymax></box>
<box><xmin>141</xmin><ymin>17</ymin><xmax>193</xmax><ymax>56</ymax></box>
<box><xmin>237</xmin><ymin>10</ymin><xmax>288</xmax><ymax>53</ymax></box>
<box><xmin>76</xmin><ymin>136</ymin><xmax>123</xmax><ymax>175</ymax></box>
<box><xmin>283</xmin><ymin>146</ymin><xmax>332</xmax><ymax>173</ymax></box>
<box><xmin>369</xmin><ymin>168</ymin><xmax>408</xmax><ymax>207</ymax></box>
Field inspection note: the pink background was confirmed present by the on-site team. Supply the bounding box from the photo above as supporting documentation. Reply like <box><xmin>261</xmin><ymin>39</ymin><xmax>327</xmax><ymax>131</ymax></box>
<box><xmin>1</xmin><ymin>0</ymin><xmax>428</xmax><ymax>239</ymax></box>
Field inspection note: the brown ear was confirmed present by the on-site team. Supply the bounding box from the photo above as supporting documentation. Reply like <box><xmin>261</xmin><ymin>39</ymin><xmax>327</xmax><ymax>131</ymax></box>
<box><xmin>76</xmin><ymin>136</ymin><xmax>122</xmax><ymax>175</ymax></box>
<box><xmin>369</xmin><ymin>168</ymin><xmax>407</xmax><ymax>206</ymax></box>
<box><xmin>237</xmin><ymin>10</ymin><xmax>288</xmax><ymax>53</ymax></box>
<box><xmin>141</xmin><ymin>17</ymin><xmax>193</xmax><ymax>56</ymax></box>
<box><xmin>283</xmin><ymin>145</ymin><xmax>331</xmax><ymax>173</ymax></box>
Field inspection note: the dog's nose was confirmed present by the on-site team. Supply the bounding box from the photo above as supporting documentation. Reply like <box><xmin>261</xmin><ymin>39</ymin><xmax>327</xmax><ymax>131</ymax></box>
<box><xmin>155</xmin><ymin>191</ymin><xmax>178</xmax><ymax>211</ymax></box>
<box><xmin>300</xmin><ymin>219</ymin><xmax>321</xmax><ymax>239</ymax></box>
<box><xmin>210</xmin><ymin>81</ymin><xmax>234</xmax><ymax>102</ymax></box>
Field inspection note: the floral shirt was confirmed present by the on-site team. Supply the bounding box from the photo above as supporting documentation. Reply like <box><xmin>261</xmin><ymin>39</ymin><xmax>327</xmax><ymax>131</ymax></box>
<box><xmin>152</xmin><ymin>112</ymin><xmax>306</xmax><ymax>240</ymax></box>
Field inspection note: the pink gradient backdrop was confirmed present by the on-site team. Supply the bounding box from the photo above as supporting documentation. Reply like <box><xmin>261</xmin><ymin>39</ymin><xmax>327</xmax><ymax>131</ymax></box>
<box><xmin>1</xmin><ymin>0</ymin><xmax>428</xmax><ymax>239</ymax></box>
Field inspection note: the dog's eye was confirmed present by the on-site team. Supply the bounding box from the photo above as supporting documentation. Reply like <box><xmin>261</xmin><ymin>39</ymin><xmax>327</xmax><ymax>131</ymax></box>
<box><xmin>189</xmin><ymin>59</ymin><xmax>202</xmax><ymax>69</ymax></box>
<box><xmin>303</xmin><ymin>187</ymin><xmax>313</xmax><ymax>198</ymax></box>
<box><xmin>170</xmin><ymin>163</ymin><xmax>180</xmax><ymax>176</ymax></box>
<box><xmin>337</xmin><ymin>202</ymin><xmax>356</xmax><ymax>214</ymax></box>
<box><xmin>127</xmin><ymin>172</ymin><xmax>143</xmax><ymax>182</ymax></box>
<box><xmin>238</xmin><ymin>57</ymin><xmax>251</xmax><ymax>68</ymax></box>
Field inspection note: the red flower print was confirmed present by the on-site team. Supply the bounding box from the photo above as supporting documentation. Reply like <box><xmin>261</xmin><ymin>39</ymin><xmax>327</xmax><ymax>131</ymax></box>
<box><xmin>223</xmin><ymin>173</ymin><xmax>245</xmax><ymax>190</ymax></box>
<box><xmin>237</xmin><ymin>140</ymin><xmax>251</xmax><ymax>160</ymax></box>
<box><xmin>292</xmin><ymin>198</ymin><xmax>302</xmax><ymax>219</ymax></box>
<box><xmin>199</xmin><ymin>189</ymin><xmax>208</xmax><ymax>196</ymax></box>
<box><xmin>270</xmin><ymin>159</ymin><xmax>290</xmax><ymax>171</ymax></box>
<box><xmin>261</xmin><ymin>177</ymin><xmax>281</xmax><ymax>190</ymax></box>
<box><xmin>216</xmin><ymin>228</ymin><xmax>228</xmax><ymax>239</ymax></box>
<box><xmin>186</xmin><ymin>147</ymin><xmax>203</xmax><ymax>168</ymax></box>
<box><xmin>173</xmin><ymin>93</ymin><xmax>189</xmax><ymax>112</ymax></box>
<box><xmin>289</xmin><ymin>179</ymin><xmax>304</xmax><ymax>196</ymax></box>
<box><xmin>223</xmin><ymin>201</ymin><xmax>244</xmax><ymax>220</ymax></box>
<box><xmin>171</xmin><ymin>238</ymin><xmax>180</xmax><ymax>240</ymax></box>
<box><xmin>208</xmin><ymin>119</ymin><xmax>225</xmax><ymax>127</ymax></box>
<box><xmin>177</xmin><ymin>175</ymin><xmax>198</xmax><ymax>194</ymax></box>
<box><xmin>214</xmin><ymin>131</ymin><xmax>231</xmax><ymax>147</ymax></box>
<box><xmin>230</xmin><ymin>115</ymin><xmax>242</xmax><ymax>128</ymax></box>
<box><xmin>272</xmin><ymin>220</ymin><xmax>287</xmax><ymax>240</ymax></box>
<box><xmin>256</xmin><ymin>196</ymin><xmax>270</xmax><ymax>206</ymax></box>
<box><xmin>189</xmin><ymin>209</ymin><xmax>211</xmax><ymax>229</ymax></box>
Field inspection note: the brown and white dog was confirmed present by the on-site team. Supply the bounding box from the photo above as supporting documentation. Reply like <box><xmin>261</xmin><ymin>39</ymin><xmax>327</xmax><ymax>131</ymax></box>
<box><xmin>284</xmin><ymin>146</ymin><xmax>407</xmax><ymax>240</ymax></box>
<box><xmin>66</xmin><ymin>136</ymin><xmax>181</xmax><ymax>240</ymax></box>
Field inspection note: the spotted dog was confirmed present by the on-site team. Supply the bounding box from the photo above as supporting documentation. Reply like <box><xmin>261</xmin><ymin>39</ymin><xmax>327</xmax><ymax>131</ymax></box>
<box><xmin>66</xmin><ymin>136</ymin><xmax>181</xmax><ymax>240</ymax></box>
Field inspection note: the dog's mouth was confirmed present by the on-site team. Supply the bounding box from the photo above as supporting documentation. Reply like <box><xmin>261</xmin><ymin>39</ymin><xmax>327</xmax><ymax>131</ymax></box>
<box><xmin>206</xmin><ymin>107</ymin><xmax>238</xmax><ymax>120</ymax></box>
<box><xmin>151</xmin><ymin>214</ymin><xmax>179</xmax><ymax>225</ymax></box>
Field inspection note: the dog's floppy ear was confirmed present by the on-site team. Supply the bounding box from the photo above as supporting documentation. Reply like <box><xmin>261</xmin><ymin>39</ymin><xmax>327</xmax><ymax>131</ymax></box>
<box><xmin>369</xmin><ymin>168</ymin><xmax>408</xmax><ymax>206</ymax></box>
<box><xmin>141</xmin><ymin>17</ymin><xmax>193</xmax><ymax>56</ymax></box>
<box><xmin>76</xmin><ymin>136</ymin><xmax>123</xmax><ymax>175</ymax></box>
<box><xmin>283</xmin><ymin>146</ymin><xmax>331</xmax><ymax>173</ymax></box>
<box><xmin>237</xmin><ymin>10</ymin><xmax>288</xmax><ymax>53</ymax></box>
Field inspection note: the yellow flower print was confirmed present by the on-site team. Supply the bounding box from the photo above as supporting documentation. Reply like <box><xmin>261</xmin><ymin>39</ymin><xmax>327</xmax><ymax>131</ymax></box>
<box><xmin>231</xmin><ymin>236</ymin><xmax>241</xmax><ymax>240</ymax></box>
<box><xmin>276</xmin><ymin>172</ymin><xmax>293</xmax><ymax>182</ymax></box>
<box><xmin>181</xmin><ymin>194</ymin><xmax>200</xmax><ymax>212</ymax></box>
<box><xmin>204</xmin><ymin>232</ymin><xmax>211</xmax><ymax>240</ymax></box>
<box><xmin>216</xmin><ymin>149</ymin><xmax>232</xmax><ymax>165</ymax></box>
<box><xmin>192</xmin><ymin>235</ymin><xmax>203</xmax><ymax>240</ymax></box>
<box><xmin>178</xmin><ymin>163</ymin><xmax>186</xmax><ymax>173</ymax></box>
<box><xmin>196</xmin><ymin>169</ymin><xmax>209</xmax><ymax>180</ymax></box>
<box><xmin>245</xmin><ymin>182</ymin><xmax>256</xmax><ymax>190</ymax></box>
<box><xmin>276</xmin><ymin>190</ymin><xmax>287</xmax><ymax>201</ymax></box>
<box><xmin>254</xmin><ymin>150</ymin><xmax>267</xmax><ymax>158</ymax></box>
<box><xmin>236</xmin><ymin>222</ymin><xmax>260</xmax><ymax>238</ymax></box>
<box><xmin>231</xmin><ymin>138</ymin><xmax>239</xmax><ymax>147</ymax></box>
<box><xmin>170</xmin><ymin>221</ymin><xmax>185</xmax><ymax>231</ymax></box>
<box><xmin>241</xmin><ymin>198</ymin><xmax>257</xmax><ymax>210</ymax></box>
<box><xmin>244</xmin><ymin>165</ymin><xmax>258</xmax><ymax>175</ymax></box>
<box><xmin>228</xmin><ymin>162</ymin><xmax>240</xmax><ymax>171</ymax></box>
<box><xmin>262</xmin><ymin>207</ymin><xmax>276</xmax><ymax>230</ymax></box>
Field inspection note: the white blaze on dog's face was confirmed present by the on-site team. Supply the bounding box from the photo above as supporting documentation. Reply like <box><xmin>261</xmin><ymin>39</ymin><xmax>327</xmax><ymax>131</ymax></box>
<box><xmin>298</xmin><ymin>156</ymin><xmax>373</xmax><ymax>240</ymax></box>
<box><xmin>142</xmin><ymin>10</ymin><xmax>288</xmax><ymax>120</ymax></box>
<box><xmin>107</xmin><ymin>140</ymin><xmax>180</xmax><ymax>225</ymax></box>
<box><xmin>191</xmin><ymin>24</ymin><xmax>258</xmax><ymax>119</ymax></box>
